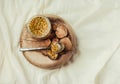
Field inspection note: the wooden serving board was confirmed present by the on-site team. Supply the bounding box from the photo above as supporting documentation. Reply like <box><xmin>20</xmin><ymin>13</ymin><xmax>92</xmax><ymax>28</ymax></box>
<box><xmin>20</xmin><ymin>15</ymin><xmax>77</xmax><ymax>69</ymax></box>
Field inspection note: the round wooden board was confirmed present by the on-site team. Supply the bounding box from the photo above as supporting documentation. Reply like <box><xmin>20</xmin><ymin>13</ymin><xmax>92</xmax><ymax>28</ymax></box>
<box><xmin>20</xmin><ymin>15</ymin><xmax>77</xmax><ymax>69</ymax></box>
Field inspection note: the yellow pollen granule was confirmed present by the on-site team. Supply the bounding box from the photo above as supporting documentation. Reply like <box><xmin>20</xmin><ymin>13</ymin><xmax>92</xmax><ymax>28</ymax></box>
<box><xmin>29</xmin><ymin>17</ymin><xmax>48</xmax><ymax>37</ymax></box>
<box><xmin>47</xmin><ymin>50</ymin><xmax>58</xmax><ymax>60</ymax></box>
<box><xmin>51</xmin><ymin>43</ymin><xmax>60</xmax><ymax>53</ymax></box>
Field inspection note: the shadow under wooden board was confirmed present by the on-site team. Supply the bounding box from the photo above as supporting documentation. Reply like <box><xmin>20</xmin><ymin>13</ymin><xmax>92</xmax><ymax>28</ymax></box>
<box><xmin>20</xmin><ymin>15</ymin><xmax>77</xmax><ymax>69</ymax></box>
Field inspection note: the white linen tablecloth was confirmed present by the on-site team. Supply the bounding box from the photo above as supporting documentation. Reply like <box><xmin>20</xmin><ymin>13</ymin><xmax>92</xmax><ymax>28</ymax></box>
<box><xmin>0</xmin><ymin>0</ymin><xmax>120</xmax><ymax>84</ymax></box>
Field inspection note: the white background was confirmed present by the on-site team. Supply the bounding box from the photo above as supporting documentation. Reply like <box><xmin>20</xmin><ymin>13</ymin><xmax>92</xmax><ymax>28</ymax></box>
<box><xmin>0</xmin><ymin>0</ymin><xmax>120</xmax><ymax>84</ymax></box>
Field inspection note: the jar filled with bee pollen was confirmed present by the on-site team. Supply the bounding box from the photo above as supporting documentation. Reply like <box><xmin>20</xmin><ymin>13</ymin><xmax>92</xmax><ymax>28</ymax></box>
<box><xmin>27</xmin><ymin>15</ymin><xmax>51</xmax><ymax>39</ymax></box>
